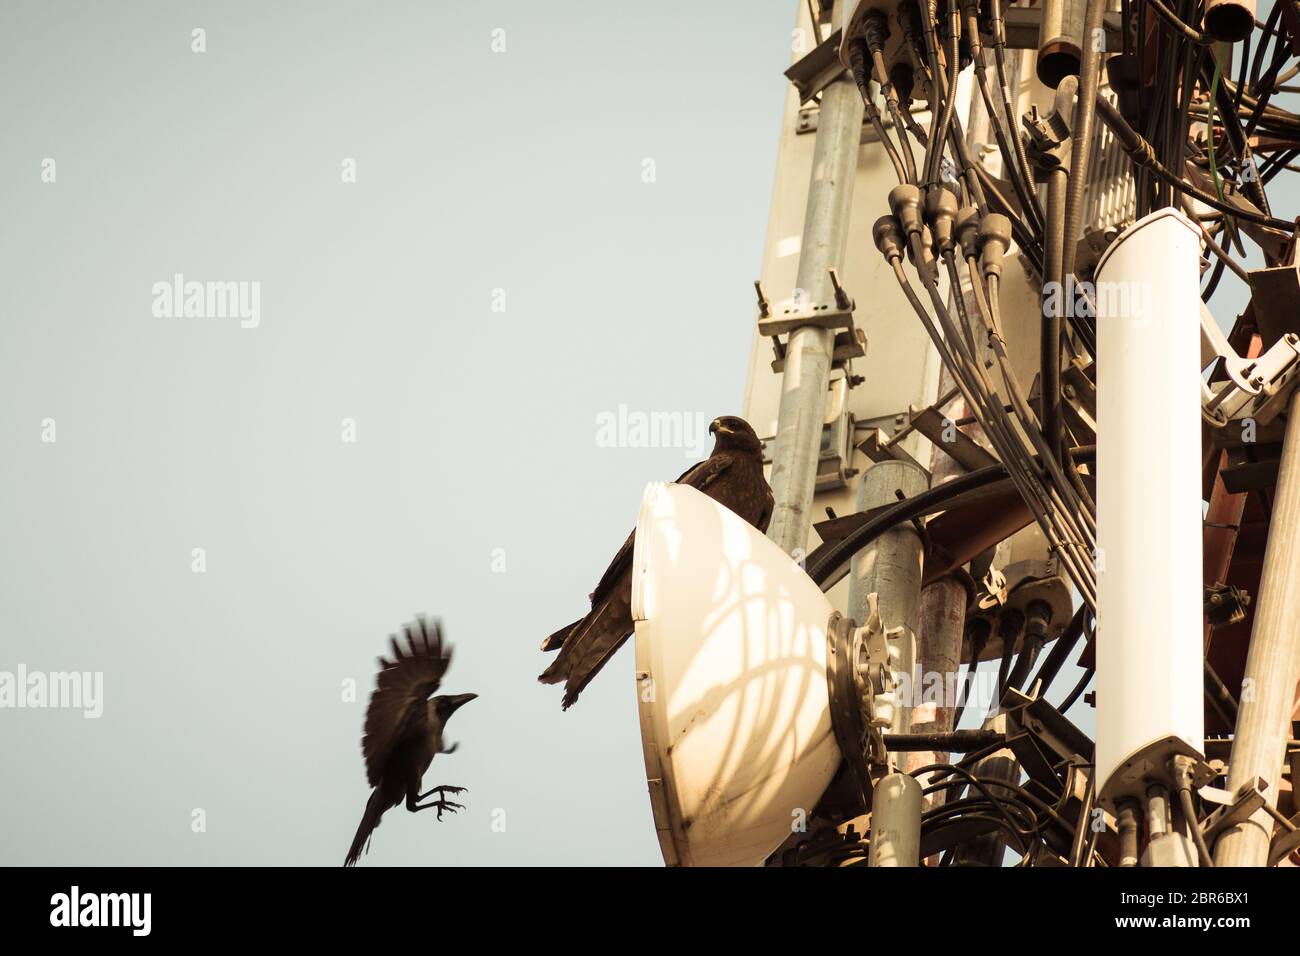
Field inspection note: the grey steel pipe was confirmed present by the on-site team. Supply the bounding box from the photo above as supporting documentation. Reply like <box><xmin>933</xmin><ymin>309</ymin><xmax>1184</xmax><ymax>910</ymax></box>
<box><xmin>910</xmin><ymin>376</ymin><xmax>972</xmax><ymax>780</ymax></box>
<box><xmin>869</xmin><ymin>771</ymin><xmax>923</xmax><ymax>866</ymax></box>
<box><xmin>907</xmin><ymin>576</ymin><xmax>967</xmax><ymax>791</ymax></box>
<box><xmin>1036</xmin><ymin>0</ymin><xmax>1085</xmax><ymax>89</ymax></box>
<box><xmin>767</xmin><ymin>13</ymin><xmax>864</xmax><ymax>556</ymax></box>
<box><xmin>848</xmin><ymin>460</ymin><xmax>929</xmax><ymax>734</ymax></box>
<box><xmin>1216</xmin><ymin>390</ymin><xmax>1300</xmax><ymax>866</ymax></box>
<box><xmin>952</xmin><ymin>711</ymin><xmax>1020</xmax><ymax>865</ymax></box>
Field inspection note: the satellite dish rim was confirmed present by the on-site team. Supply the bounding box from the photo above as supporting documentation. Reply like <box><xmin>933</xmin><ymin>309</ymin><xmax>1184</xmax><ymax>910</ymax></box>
<box><xmin>631</xmin><ymin>481</ymin><xmax>840</xmax><ymax>867</ymax></box>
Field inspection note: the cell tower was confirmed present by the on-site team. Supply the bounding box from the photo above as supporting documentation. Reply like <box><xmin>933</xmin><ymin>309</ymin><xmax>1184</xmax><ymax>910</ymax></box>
<box><xmin>628</xmin><ymin>0</ymin><xmax>1300</xmax><ymax>867</ymax></box>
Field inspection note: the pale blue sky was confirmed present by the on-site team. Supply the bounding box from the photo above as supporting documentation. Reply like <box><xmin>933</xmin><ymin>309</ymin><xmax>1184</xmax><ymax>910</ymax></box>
<box><xmin>0</xmin><ymin>0</ymin><xmax>794</xmax><ymax>865</ymax></box>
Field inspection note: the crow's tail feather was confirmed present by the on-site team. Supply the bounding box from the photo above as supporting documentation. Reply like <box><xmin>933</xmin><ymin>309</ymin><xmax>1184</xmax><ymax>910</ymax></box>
<box><xmin>344</xmin><ymin>789</ymin><xmax>386</xmax><ymax>867</ymax></box>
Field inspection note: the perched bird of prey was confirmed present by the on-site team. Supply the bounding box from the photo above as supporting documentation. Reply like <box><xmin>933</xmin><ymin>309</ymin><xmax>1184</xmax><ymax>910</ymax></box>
<box><xmin>344</xmin><ymin>617</ymin><xmax>477</xmax><ymax>867</ymax></box>
<box><xmin>539</xmin><ymin>415</ymin><xmax>773</xmax><ymax>709</ymax></box>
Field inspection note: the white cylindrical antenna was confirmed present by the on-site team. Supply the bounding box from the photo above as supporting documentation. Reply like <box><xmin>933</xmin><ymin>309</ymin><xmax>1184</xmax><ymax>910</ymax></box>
<box><xmin>1094</xmin><ymin>207</ymin><xmax>1205</xmax><ymax>808</ymax></box>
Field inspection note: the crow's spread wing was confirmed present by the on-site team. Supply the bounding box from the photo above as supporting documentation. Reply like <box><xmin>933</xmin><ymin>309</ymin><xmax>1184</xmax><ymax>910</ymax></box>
<box><xmin>361</xmin><ymin>616</ymin><xmax>451</xmax><ymax>787</ymax></box>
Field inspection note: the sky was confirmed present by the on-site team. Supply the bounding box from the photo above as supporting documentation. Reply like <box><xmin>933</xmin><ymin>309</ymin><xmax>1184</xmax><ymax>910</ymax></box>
<box><xmin>0</xmin><ymin>0</ymin><xmax>796</xmax><ymax>865</ymax></box>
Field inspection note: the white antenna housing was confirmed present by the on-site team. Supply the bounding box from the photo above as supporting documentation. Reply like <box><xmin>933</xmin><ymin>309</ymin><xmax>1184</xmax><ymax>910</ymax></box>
<box><xmin>632</xmin><ymin>482</ymin><xmax>840</xmax><ymax>866</ymax></box>
<box><xmin>1094</xmin><ymin>207</ymin><xmax>1205</xmax><ymax>807</ymax></box>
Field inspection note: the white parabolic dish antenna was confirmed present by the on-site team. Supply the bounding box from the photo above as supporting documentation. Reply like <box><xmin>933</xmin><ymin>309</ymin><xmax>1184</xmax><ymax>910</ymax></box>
<box><xmin>631</xmin><ymin>482</ymin><xmax>841</xmax><ymax>866</ymax></box>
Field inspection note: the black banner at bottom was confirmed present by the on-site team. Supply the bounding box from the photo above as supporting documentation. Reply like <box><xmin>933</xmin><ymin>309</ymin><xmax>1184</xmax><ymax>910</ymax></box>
<box><xmin>1</xmin><ymin>865</ymin><xmax>1279</xmax><ymax>939</ymax></box>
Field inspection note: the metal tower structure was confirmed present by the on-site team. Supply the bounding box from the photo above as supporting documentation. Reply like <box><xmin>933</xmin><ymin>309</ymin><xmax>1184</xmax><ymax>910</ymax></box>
<box><xmin>737</xmin><ymin>0</ymin><xmax>1300</xmax><ymax>867</ymax></box>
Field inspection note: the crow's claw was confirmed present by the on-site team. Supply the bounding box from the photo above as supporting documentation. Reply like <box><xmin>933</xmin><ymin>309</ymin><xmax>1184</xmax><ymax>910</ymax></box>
<box><xmin>411</xmin><ymin>784</ymin><xmax>468</xmax><ymax>819</ymax></box>
<box><xmin>434</xmin><ymin>800</ymin><xmax>463</xmax><ymax>821</ymax></box>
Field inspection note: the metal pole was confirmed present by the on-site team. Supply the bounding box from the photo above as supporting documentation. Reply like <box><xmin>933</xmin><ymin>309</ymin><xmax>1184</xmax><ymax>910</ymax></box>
<box><xmin>953</xmin><ymin>712</ymin><xmax>1020</xmax><ymax>866</ymax></box>
<box><xmin>767</xmin><ymin>19</ymin><xmax>864</xmax><ymax>556</ymax></box>
<box><xmin>846</xmin><ymin>463</ymin><xmax>924</xmax><ymax>861</ymax></box>
<box><xmin>848</xmin><ymin>460</ymin><xmax>929</xmax><ymax>734</ymax></box>
<box><xmin>1215</xmin><ymin>389</ymin><xmax>1300</xmax><ymax>866</ymax></box>
<box><xmin>911</xmin><ymin>239</ymin><xmax>984</xmax><ymax>795</ymax></box>
<box><xmin>908</xmin><ymin>577</ymin><xmax>967</xmax><ymax>794</ymax></box>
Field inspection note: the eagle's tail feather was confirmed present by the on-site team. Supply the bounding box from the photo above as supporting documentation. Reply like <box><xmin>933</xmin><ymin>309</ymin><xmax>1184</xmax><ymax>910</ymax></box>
<box><xmin>538</xmin><ymin>594</ymin><xmax>632</xmax><ymax>707</ymax></box>
<box><xmin>540</xmin><ymin>618</ymin><xmax>581</xmax><ymax>654</ymax></box>
<box><xmin>538</xmin><ymin>617</ymin><xmax>587</xmax><ymax>684</ymax></box>
<box><xmin>559</xmin><ymin>635</ymin><xmax>627</xmax><ymax>710</ymax></box>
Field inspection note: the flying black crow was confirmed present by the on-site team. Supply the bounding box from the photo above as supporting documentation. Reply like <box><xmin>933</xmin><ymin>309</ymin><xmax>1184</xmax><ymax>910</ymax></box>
<box><xmin>538</xmin><ymin>415</ymin><xmax>773</xmax><ymax>709</ymax></box>
<box><xmin>344</xmin><ymin>616</ymin><xmax>477</xmax><ymax>867</ymax></box>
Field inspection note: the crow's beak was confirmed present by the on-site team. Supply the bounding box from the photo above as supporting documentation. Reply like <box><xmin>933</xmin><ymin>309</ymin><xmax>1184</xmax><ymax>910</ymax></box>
<box><xmin>446</xmin><ymin>693</ymin><xmax>478</xmax><ymax>716</ymax></box>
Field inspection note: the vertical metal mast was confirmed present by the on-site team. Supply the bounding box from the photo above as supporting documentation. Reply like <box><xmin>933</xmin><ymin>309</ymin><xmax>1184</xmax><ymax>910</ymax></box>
<box><xmin>766</xmin><ymin>0</ymin><xmax>864</xmax><ymax>556</ymax></box>
<box><xmin>1216</xmin><ymin>389</ymin><xmax>1300</xmax><ymax>866</ymax></box>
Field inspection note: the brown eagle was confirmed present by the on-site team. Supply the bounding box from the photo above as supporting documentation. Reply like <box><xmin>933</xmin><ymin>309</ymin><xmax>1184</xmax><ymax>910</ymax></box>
<box><xmin>538</xmin><ymin>416</ymin><xmax>773</xmax><ymax>709</ymax></box>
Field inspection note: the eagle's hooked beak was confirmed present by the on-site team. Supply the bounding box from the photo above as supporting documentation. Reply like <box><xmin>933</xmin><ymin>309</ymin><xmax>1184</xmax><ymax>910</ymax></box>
<box><xmin>709</xmin><ymin>418</ymin><xmax>729</xmax><ymax>436</ymax></box>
